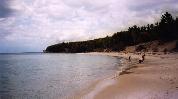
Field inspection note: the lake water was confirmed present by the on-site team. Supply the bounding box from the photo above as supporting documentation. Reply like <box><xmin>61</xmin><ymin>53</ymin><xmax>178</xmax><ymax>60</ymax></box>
<box><xmin>0</xmin><ymin>53</ymin><xmax>124</xmax><ymax>99</ymax></box>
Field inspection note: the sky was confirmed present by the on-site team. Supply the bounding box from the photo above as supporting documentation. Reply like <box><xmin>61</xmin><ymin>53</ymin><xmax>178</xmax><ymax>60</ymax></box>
<box><xmin>0</xmin><ymin>0</ymin><xmax>178</xmax><ymax>53</ymax></box>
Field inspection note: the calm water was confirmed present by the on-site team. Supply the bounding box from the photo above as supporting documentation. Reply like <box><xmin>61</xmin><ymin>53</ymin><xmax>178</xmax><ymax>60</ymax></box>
<box><xmin>0</xmin><ymin>53</ymin><xmax>123</xmax><ymax>99</ymax></box>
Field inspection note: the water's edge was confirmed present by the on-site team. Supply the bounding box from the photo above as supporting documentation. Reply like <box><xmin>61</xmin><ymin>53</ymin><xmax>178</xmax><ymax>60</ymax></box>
<box><xmin>72</xmin><ymin>53</ymin><xmax>139</xmax><ymax>99</ymax></box>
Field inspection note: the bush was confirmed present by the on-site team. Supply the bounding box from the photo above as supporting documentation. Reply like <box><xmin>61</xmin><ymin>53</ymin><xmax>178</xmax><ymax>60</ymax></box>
<box><xmin>153</xmin><ymin>48</ymin><xmax>158</xmax><ymax>52</ymax></box>
<box><xmin>174</xmin><ymin>40</ymin><xmax>178</xmax><ymax>51</ymax></box>
<box><xmin>136</xmin><ymin>45</ymin><xmax>146</xmax><ymax>52</ymax></box>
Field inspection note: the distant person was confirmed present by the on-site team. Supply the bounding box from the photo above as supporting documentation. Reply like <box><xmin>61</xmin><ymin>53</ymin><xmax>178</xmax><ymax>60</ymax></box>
<box><xmin>164</xmin><ymin>48</ymin><xmax>167</xmax><ymax>54</ymax></box>
<box><xmin>142</xmin><ymin>54</ymin><xmax>145</xmax><ymax>61</ymax></box>
<box><xmin>129</xmin><ymin>56</ymin><xmax>131</xmax><ymax>62</ymax></box>
<box><xmin>139</xmin><ymin>54</ymin><xmax>145</xmax><ymax>64</ymax></box>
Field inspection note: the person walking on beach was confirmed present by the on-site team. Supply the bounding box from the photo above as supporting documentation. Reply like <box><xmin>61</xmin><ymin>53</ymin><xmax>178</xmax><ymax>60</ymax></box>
<box><xmin>142</xmin><ymin>54</ymin><xmax>145</xmax><ymax>61</ymax></box>
<box><xmin>139</xmin><ymin>54</ymin><xmax>145</xmax><ymax>63</ymax></box>
<box><xmin>129</xmin><ymin>56</ymin><xmax>131</xmax><ymax>62</ymax></box>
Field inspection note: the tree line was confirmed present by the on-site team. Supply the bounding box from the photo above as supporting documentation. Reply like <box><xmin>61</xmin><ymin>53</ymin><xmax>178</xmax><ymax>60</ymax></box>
<box><xmin>45</xmin><ymin>12</ymin><xmax>178</xmax><ymax>53</ymax></box>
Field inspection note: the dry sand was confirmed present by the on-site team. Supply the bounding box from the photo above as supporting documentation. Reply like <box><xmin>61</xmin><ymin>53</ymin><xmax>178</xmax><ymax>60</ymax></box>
<box><xmin>73</xmin><ymin>52</ymin><xmax>178</xmax><ymax>99</ymax></box>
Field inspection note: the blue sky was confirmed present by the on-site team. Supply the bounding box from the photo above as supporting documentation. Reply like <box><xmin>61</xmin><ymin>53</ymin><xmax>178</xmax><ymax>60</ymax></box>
<box><xmin>0</xmin><ymin>0</ymin><xmax>178</xmax><ymax>53</ymax></box>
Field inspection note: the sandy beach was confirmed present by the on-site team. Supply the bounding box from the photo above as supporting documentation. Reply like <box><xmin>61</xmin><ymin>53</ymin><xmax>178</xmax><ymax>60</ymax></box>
<box><xmin>73</xmin><ymin>52</ymin><xmax>178</xmax><ymax>99</ymax></box>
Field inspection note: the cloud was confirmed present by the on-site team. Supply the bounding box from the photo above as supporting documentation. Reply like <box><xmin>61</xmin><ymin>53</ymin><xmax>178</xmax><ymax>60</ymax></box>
<box><xmin>0</xmin><ymin>0</ymin><xmax>14</xmax><ymax>18</ymax></box>
<box><xmin>0</xmin><ymin>0</ymin><xmax>178</xmax><ymax>52</ymax></box>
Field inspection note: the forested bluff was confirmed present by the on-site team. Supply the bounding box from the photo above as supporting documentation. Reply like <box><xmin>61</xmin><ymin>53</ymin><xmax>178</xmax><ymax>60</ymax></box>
<box><xmin>45</xmin><ymin>12</ymin><xmax>178</xmax><ymax>53</ymax></box>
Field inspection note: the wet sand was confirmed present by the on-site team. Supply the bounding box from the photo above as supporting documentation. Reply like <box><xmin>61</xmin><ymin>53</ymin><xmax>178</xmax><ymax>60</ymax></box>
<box><xmin>74</xmin><ymin>52</ymin><xmax>178</xmax><ymax>99</ymax></box>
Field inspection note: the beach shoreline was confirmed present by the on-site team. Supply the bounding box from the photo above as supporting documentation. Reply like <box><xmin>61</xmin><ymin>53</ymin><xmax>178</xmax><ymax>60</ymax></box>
<box><xmin>73</xmin><ymin>52</ymin><xmax>178</xmax><ymax>99</ymax></box>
